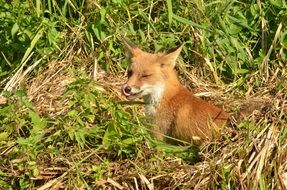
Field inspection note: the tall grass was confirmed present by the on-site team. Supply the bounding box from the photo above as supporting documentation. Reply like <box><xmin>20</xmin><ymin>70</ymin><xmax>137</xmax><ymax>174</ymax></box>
<box><xmin>0</xmin><ymin>0</ymin><xmax>286</xmax><ymax>189</ymax></box>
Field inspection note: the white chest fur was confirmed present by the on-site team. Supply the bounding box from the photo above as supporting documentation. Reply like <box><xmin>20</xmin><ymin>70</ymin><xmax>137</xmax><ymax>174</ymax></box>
<box><xmin>143</xmin><ymin>83</ymin><xmax>165</xmax><ymax>116</ymax></box>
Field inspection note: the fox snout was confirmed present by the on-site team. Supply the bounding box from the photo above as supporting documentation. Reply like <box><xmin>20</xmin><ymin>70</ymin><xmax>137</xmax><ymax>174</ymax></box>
<box><xmin>122</xmin><ymin>84</ymin><xmax>132</xmax><ymax>96</ymax></box>
<box><xmin>121</xmin><ymin>84</ymin><xmax>142</xmax><ymax>100</ymax></box>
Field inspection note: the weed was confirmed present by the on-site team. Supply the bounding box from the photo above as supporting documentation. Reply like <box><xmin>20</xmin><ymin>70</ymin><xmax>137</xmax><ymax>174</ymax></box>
<box><xmin>0</xmin><ymin>0</ymin><xmax>286</xmax><ymax>189</ymax></box>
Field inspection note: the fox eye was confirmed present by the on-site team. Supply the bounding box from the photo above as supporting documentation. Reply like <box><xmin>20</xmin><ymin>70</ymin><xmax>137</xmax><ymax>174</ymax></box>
<box><xmin>142</xmin><ymin>74</ymin><xmax>152</xmax><ymax>78</ymax></box>
<box><xmin>127</xmin><ymin>70</ymin><xmax>133</xmax><ymax>77</ymax></box>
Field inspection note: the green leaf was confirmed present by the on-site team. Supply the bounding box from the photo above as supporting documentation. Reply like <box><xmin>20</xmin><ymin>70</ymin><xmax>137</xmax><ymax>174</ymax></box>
<box><xmin>236</xmin><ymin>68</ymin><xmax>249</xmax><ymax>74</ymax></box>
<box><xmin>227</xmin><ymin>15</ymin><xmax>254</xmax><ymax>31</ymax></box>
<box><xmin>100</xmin><ymin>8</ymin><xmax>107</xmax><ymax>24</ymax></box>
<box><xmin>11</xmin><ymin>23</ymin><xmax>19</xmax><ymax>38</ymax></box>
<box><xmin>29</xmin><ymin>110</ymin><xmax>47</xmax><ymax>131</ymax></box>
<box><xmin>20</xmin><ymin>96</ymin><xmax>35</xmax><ymax>110</ymax></box>
<box><xmin>68</xmin><ymin>109</ymin><xmax>78</xmax><ymax>117</ymax></box>
<box><xmin>172</xmin><ymin>14</ymin><xmax>211</xmax><ymax>31</ymax></box>
<box><xmin>122</xmin><ymin>137</ymin><xmax>134</xmax><ymax>145</ymax></box>
<box><xmin>0</xmin><ymin>132</ymin><xmax>9</xmax><ymax>141</ymax></box>
<box><xmin>270</xmin><ymin>0</ymin><xmax>285</xmax><ymax>7</ymax></box>
<box><xmin>102</xmin><ymin>124</ymin><xmax>117</xmax><ymax>147</ymax></box>
<box><xmin>21</xmin><ymin>28</ymin><xmax>44</xmax><ymax>64</ymax></box>
<box><xmin>86</xmin><ymin>114</ymin><xmax>95</xmax><ymax>123</ymax></box>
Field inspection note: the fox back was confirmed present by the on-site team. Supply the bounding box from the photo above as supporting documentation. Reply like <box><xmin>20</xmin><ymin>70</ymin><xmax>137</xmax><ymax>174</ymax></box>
<box><xmin>121</xmin><ymin>39</ymin><xmax>229</xmax><ymax>145</ymax></box>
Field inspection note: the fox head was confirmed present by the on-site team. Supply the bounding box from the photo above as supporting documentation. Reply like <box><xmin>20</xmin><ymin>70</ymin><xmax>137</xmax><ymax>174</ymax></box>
<box><xmin>121</xmin><ymin>38</ymin><xmax>182</xmax><ymax>101</ymax></box>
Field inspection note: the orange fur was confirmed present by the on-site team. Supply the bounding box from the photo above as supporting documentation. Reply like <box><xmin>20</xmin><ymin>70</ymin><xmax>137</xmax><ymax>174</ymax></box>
<box><xmin>121</xmin><ymin>39</ymin><xmax>229</xmax><ymax>145</ymax></box>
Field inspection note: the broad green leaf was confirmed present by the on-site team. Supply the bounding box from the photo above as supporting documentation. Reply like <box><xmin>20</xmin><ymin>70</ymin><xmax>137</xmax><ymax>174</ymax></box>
<box><xmin>102</xmin><ymin>124</ymin><xmax>117</xmax><ymax>147</ymax></box>
<box><xmin>0</xmin><ymin>132</ymin><xmax>9</xmax><ymax>141</ymax></box>
<box><xmin>29</xmin><ymin>110</ymin><xmax>47</xmax><ymax>130</ymax></box>
<box><xmin>270</xmin><ymin>0</ymin><xmax>285</xmax><ymax>7</ymax></box>
<box><xmin>11</xmin><ymin>23</ymin><xmax>19</xmax><ymax>38</ymax></box>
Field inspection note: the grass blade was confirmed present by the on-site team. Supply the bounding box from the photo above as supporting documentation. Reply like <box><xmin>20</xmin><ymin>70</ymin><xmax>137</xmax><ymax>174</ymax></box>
<box><xmin>20</xmin><ymin>28</ymin><xmax>44</xmax><ymax>64</ymax></box>
<box><xmin>166</xmin><ymin>0</ymin><xmax>173</xmax><ymax>27</ymax></box>
<box><xmin>172</xmin><ymin>14</ymin><xmax>211</xmax><ymax>31</ymax></box>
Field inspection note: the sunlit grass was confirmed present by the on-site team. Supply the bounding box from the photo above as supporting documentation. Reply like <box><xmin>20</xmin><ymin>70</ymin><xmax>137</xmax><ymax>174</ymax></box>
<box><xmin>0</xmin><ymin>0</ymin><xmax>286</xmax><ymax>189</ymax></box>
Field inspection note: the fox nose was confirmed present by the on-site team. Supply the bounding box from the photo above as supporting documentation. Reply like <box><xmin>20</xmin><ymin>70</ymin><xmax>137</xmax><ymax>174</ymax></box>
<box><xmin>122</xmin><ymin>84</ymin><xmax>132</xmax><ymax>96</ymax></box>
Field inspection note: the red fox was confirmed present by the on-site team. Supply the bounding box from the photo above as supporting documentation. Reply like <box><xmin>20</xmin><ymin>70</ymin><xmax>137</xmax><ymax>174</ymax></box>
<box><xmin>121</xmin><ymin>38</ymin><xmax>230</xmax><ymax>145</ymax></box>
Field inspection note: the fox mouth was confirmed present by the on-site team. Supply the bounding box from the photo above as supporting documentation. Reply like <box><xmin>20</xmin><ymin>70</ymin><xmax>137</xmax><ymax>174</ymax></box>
<box><xmin>125</xmin><ymin>91</ymin><xmax>142</xmax><ymax>100</ymax></box>
<box><xmin>123</xmin><ymin>89</ymin><xmax>143</xmax><ymax>100</ymax></box>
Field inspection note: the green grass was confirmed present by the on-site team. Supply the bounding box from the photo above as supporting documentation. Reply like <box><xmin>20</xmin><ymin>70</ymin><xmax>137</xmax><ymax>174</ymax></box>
<box><xmin>0</xmin><ymin>0</ymin><xmax>287</xmax><ymax>189</ymax></box>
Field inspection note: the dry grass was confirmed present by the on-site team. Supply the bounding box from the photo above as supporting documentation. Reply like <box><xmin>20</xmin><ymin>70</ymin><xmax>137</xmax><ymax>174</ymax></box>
<box><xmin>25</xmin><ymin>60</ymin><xmax>75</xmax><ymax>117</ymax></box>
<box><xmin>12</xmin><ymin>54</ymin><xmax>285</xmax><ymax>189</ymax></box>
<box><xmin>1</xmin><ymin>0</ymin><xmax>287</xmax><ymax>189</ymax></box>
<box><xmin>1</xmin><ymin>31</ymin><xmax>286</xmax><ymax>189</ymax></box>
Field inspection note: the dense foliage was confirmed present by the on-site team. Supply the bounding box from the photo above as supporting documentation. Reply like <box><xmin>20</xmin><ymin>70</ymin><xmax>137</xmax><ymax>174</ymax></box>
<box><xmin>0</xmin><ymin>0</ymin><xmax>286</xmax><ymax>189</ymax></box>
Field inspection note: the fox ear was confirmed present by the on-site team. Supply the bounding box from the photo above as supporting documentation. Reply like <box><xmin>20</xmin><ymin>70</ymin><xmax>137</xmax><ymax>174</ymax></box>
<box><xmin>160</xmin><ymin>45</ymin><xmax>183</xmax><ymax>69</ymax></box>
<box><xmin>121</xmin><ymin>37</ymin><xmax>138</xmax><ymax>59</ymax></box>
